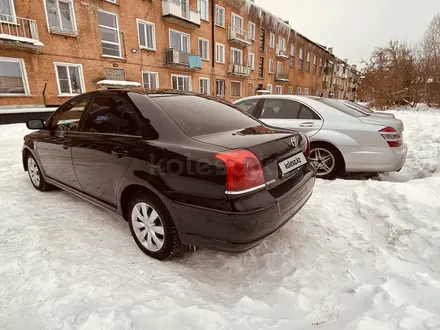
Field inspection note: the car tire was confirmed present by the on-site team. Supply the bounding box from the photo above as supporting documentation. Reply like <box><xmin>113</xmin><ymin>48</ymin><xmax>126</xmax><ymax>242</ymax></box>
<box><xmin>128</xmin><ymin>192</ymin><xmax>183</xmax><ymax>260</ymax></box>
<box><xmin>26</xmin><ymin>153</ymin><xmax>52</xmax><ymax>191</ymax></box>
<box><xmin>309</xmin><ymin>143</ymin><xmax>344</xmax><ymax>180</ymax></box>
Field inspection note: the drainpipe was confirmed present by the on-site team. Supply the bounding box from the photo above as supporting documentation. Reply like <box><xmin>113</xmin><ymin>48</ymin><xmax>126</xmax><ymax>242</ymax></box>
<box><xmin>42</xmin><ymin>83</ymin><xmax>47</xmax><ymax>107</ymax></box>
<box><xmin>211</xmin><ymin>0</ymin><xmax>215</xmax><ymax>69</ymax></box>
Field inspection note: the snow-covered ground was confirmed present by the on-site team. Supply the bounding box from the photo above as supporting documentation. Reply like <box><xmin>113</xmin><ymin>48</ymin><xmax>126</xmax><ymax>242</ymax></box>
<box><xmin>0</xmin><ymin>109</ymin><xmax>439</xmax><ymax>330</ymax></box>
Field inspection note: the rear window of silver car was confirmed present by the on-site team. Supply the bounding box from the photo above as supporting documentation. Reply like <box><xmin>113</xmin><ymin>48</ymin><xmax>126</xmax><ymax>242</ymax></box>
<box><xmin>313</xmin><ymin>98</ymin><xmax>368</xmax><ymax>117</ymax></box>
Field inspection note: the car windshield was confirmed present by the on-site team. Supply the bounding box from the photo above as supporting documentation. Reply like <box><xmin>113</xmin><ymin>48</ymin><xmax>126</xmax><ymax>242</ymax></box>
<box><xmin>151</xmin><ymin>94</ymin><xmax>261</xmax><ymax>136</ymax></box>
<box><xmin>312</xmin><ymin>98</ymin><xmax>368</xmax><ymax>117</ymax></box>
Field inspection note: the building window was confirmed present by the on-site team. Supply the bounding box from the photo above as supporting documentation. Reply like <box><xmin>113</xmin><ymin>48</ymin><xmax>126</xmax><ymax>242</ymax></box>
<box><xmin>247</xmin><ymin>82</ymin><xmax>254</xmax><ymax>96</ymax></box>
<box><xmin>231</xmin><ymin>81</ymin><xmax>242</xmax><ymax>98</ymax></box>
<box><xmin>287</xmin><ymin>87</ymin><xmax>293</xmax><ymax>94</ymax></box>
<box><xmin>198</xmin><ymin>0</ymin><xmax>209</xmax><ymax>21</ymax></box>
<box><xmin>289</xmin><ymin>44</ymin><xmax>295</xmax><ymax>68</ymax></box>
<box><xmin>319</xmin><ymin>58</ymin><xmax>323</xmax><ymax>74</ymax></box>
<box><xmin>259</xmin><ymin>28</ymin><xmax>265</xmax><ymax>52</ymax></box>
<box><xmin>267</xmin><ymin>84</ymin><xmax>272</xmax><ymax>94</ymax></box>
<box><xmin>258</xmin><ymin>57</ymin><xmax>264</xmax><ymax>78</ymax></box>
<box><xmin>269</xmin><ymin>32</ymin><xmax>275</xmax><ymax>48</ymax></box>
<box><xmin>311</xmin><ymin>88</ymin><xmax>316</xmax><ymax>96</ymax></box>
<box><xmin>304</xmin><ymin>88</ymin><xmax>309</xmax><ymax>95</ymax></box>
<box><xmin>45</xmin><ymin>0</ymin><xmax>77</xmax><ymax>35</ymax></box>
<box><xmin>171</xmin><ymin>74</ymin><xmax>191</xmax><ymax>91</ymax></box>
<box><xmin>306</xmin><ymin>52</ymin><xmax>311</xmax><ymax>72</ymax></box>
<box><xmin>0</xmin><ymin>0</ymin><xmax>16</xmax><ymax>22</ymax></box>
<box><xmin>277</xmin><ymin>61</ymin><xmax>283</xmax><ymax>74</ymax></box>
<box><xmin>142</xmin><ymin>71</ymin><xmax>159</xmax><ymax>89</ymax></box>
<box><xmin>249</xmin><ymin>22</ymin><xmax>256</xmax><ymax>40</ymax></box>
<box><xmin>216</xmin><ymin>79</ymin><xmax>225</xmax><ymax>98</ymax></box>
<box><xmin>199</xmin><ymin>77</ymin><xmax>210</xmax><ymax>94</ymax></box>
<box><xmin>275</xmin><ymin>85</ymin><xmax>282</xmax><ymax>94</ymax></box>
<box><xmin>54</xmin><ymin>62</ymin><xmax>85</xmax><ymax>96</ymax></box>
<box><xmin>268</xmin><ymin>59</ymin><xmax>273</xmax><ymax>73</ymax></box>
<box><xmin>313</xmin><ymin>55</ymin><xmax>317</xmax><ymax>74</ymax></box>
<box><xmin>248</xmin><ymin>52</ymin><xmax>255</xmax><ymax>70</ymax></box>
<box><xmin>98</xmin><ymin>10</ymin><xmax>121</xmax><ymax>57</ymax></box>
<box><xmin>231</xmin><ymin>47</ymin><xmax>243</xmax><ymax>65</ymax></box>
<box><xmin>296</xmin><ymin>87</ymin><xmax>302</xmax><ymax>95</ymax></box>
<box><xmin>216</xmin><ymin>43</ymin><xmax>225</xmax><ymax>63</ymax></box>
<box><xmin>278</xmin><ymin>37</ymin><xmax>286</xmax><ymax>53</ymax></box>
<box><xmin>137</xmin><ymin>19</ymin><xmax>156</xmax><ymax>50</ymax></box>
<box><xmin>215</xmin><ymin>5</ymin><xmax>225</xmax><ymax>27</ymax></box>
<box><xmin>169</xmin><ymin>29</ymin><xmax>190</xmax><ymax>52</ymax></box>
<box><xmin>199</xmin><ymin>38</ymin><xmax>209</xmax><ymax>61</ymax></box>
<box><xmin>298</xmin><ymin>48</ymin><xmax>304</xmax><ymax>71</ymax></box>
<box><xmin>0</xmin><ymin>57</ymin><xmax>29</xmax><ymax>96</ymax></box>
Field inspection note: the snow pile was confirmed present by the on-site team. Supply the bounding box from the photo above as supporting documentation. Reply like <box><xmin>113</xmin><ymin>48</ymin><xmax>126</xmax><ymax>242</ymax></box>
<box><xmin>0</xmin><ymin>109</ymin><xmax>440</xmax><ymax>329</ymax></box>
<box><xmin>0</xmin><ymin>34</ymin><xmax>44</xmax><ymax>47</ymax></box>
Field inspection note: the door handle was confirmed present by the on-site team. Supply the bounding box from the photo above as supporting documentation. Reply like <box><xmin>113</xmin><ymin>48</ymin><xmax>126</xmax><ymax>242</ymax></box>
<box><xmin>61</xmin><ymin>144</ymin><xmax>70</xmax><ymax>150</ymax></box>
<box><xmin>111</xmin><ymin>148</ymin><xmax>128</xmax><ymax>158</ymax></box>
<box><xmin>300</xmin><ymin>122</ymin><xmax>314</xmax><ymax>127</ymax></box>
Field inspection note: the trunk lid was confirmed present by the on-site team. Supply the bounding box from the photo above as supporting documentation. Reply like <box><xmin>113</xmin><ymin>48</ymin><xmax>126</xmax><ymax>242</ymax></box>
<box><xmin>192</xmin><ymin>125</ymin><xmax>308</xmax><ymax>189</ymax></box>
<box><xmin>358</xmin><ymin>116</ymin><xmax>404</xmax><ymax>132</ymax></box>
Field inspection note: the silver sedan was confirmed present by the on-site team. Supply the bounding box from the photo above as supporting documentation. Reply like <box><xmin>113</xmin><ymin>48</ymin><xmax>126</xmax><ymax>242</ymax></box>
<box><xmin>233</xmin><ymin>95</ymin><xmax>407</xmax><ymax>179</ymax></box>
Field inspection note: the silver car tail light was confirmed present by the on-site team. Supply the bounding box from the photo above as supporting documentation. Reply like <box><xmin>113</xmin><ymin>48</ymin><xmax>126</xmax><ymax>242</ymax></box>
<box><xmin>379</xmin><ymin>126</ymin><xmax>402</xmax><ymax>147</ymax></box>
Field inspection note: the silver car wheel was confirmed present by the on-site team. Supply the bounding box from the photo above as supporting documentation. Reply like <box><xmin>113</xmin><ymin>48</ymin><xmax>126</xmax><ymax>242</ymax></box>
<box><xmin>28</xmin><ymin>157</ymin><xmax>40</xmax><ymax>186</ymax></box>
<box><xmin>310</xmin><ymin>148</ymin><xmax>335</xmax><ymax>176</ymax></box>
<box><xmin>131</xmin><ymin>202</ymin><xmax>164</xmax><ymax>252</ymax></box>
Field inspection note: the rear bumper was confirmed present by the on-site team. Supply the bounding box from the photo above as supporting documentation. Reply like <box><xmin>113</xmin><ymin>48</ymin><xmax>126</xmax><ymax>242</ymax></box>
<box><xmin>342</xmin><ymin>143</ymin><xmax>408</xmax><ymax>173</ymax></box>
<box><xmin>171</xmin><ymin>165</ymin><xmax>315</xmax><ymax>252</ymax></box>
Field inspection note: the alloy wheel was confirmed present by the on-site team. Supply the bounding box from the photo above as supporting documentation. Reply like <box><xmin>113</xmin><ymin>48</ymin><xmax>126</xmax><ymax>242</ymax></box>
<box><xmin>131</xmin><ymin>202</ymin><xmax>165</xmax><ymax>252</ymax></box>
<box><xmin>309</xmin><ymin>148</ymin><xmax>335</xmax><ymax>177</ymax></box>
<box><xmin>28</xmin><ymin>157</ymin><xmax>40</xmax><ymax>186</ymax></box>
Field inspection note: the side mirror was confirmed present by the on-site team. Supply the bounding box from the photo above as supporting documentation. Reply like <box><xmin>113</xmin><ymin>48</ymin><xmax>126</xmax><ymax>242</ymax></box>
<box><xmin>26</xmin><ymin>119</ymin><xmax>45</xmax><ymax>130</ymax></box>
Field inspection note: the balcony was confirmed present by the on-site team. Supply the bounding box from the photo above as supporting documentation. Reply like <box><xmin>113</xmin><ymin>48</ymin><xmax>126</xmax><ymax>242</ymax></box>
<box><xmin>322</xmin><ymin>81</ymin><xmax>330</xmax><ymax>89</ymax></box>
<box><xmin>165</xmin><ymin>48</ymin><xmax>201</xmax><ymax>69</ymax></box>
<box><xmin>162</xmin><ymin>0</ymin><xmax>201</xmax><ymax>29</ymax></box>
<box><xmin>228</xmin><ymin>64</ymin><xmax>251</xmax><ymax>77</ymax></box>
<box><xmin>276</xmin><ymin>48</ymin><xmax>288</xmax><ymax>60</ymax></box>
<box><xmin>275</xmin><ymin>72</ymin><xmax>289</xmax><ymax>82</ymax></box>
<box><xmin>0</xmin><ymin>15</ymin><xmax>43</xmax><ymax>51</ymax></box>
<box><xmin>228</xmin><ymin>26</ymin><xmax>252</xmax><ymax>46</ymax></box>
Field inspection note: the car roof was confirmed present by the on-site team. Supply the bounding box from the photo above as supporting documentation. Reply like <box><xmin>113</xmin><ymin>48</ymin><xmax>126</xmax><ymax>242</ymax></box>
<box><xmin>233</xmin><ymin>94</ymin><xmax>321</xmax><ymax>102</ymax></box>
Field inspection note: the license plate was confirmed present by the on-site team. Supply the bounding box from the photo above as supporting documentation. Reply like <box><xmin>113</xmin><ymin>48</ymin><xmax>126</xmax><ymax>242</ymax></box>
<box><xmin>278</xmin><ymin>152</ymin><xmax>307</xmax><ymax>175</ymax></box>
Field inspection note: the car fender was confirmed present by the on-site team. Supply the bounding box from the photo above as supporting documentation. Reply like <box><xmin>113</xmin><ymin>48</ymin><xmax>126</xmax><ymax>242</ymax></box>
<box><xmin>310</xmin><ymin>129</ymin><xmax>359</xmax><ymax>147</ymax></box>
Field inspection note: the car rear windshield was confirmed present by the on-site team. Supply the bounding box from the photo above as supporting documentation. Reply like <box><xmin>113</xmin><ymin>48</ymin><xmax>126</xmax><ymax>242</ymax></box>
<box><xmin>313</xmin><ymin>98</ymin><xmax>368</xmax><ymax>117</ymax></box>
<box><xmin>343</xmin><ymin>100</ymin><xmax>374</xmax><ymax>113</ymax></box>
<box><xmin>152</xmin><ymin>95</ymin><xmax>260</xmax><ymax>136</ymax></box>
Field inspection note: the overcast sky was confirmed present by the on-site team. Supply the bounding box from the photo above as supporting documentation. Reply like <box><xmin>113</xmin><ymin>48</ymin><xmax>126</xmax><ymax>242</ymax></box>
<box><xmin>256</xmin><ymin>0</ymin><xmax>440</xmax><ymax>67</ymax></box>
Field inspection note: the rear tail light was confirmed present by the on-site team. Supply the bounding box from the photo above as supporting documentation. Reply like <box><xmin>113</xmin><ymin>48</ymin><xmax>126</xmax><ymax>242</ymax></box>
<box><xmin>215</xmin><ymin>149</ymin><xmax>265</xmax><ymax>194</ymax></box>
<box><xmin>379</xmin><ymin>126</ymin><xmax>402</xmax><ymax>147</ymax></box>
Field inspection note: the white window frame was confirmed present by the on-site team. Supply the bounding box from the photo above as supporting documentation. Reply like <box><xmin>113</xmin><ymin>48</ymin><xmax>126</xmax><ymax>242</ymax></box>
<box><xmin>277</xmin><ymin>61</ymin><xmax>283</xmax><ymax>73</ymax></box>
<box><xmin>268</xmin><ymin>59</ymin><xmax>274</xmax><ymax>73</ymax></box>
<box><xmin>168</xmin><ymin>28</ymin><xmax>190</xmax><ymax>52</ymax></box>
<box><xmin>171</xmin><ymin>74</ymin><xmax>192</xmax><ymax>91</ymax></box>
<box><xmin>216</xmin><ymin>79</ymin><xmax>225</xmax><ymax>98</ymax></box>
<box><xmin>296</xmin><ymin>87</ymin><xmax>302</xmax><ymax>95</ymax></box>
<box><xmin>269</xmin><ymin>32</ymin><xmax>275</xmax><ymax>48</ymax></box>
<box><xmin>299</xmin><ymin>48</ymin><xmax>304</xmax><ymax>60</ymax></box>
<box><xmin>43</xmin><ymin>0</ymin><xmax>78</xmax><ymax>35</ymax></box>
<box><xmin>0</xmin><ymin>57</ymin><xmax>29</xmax><ymax>96</ymax></box>
<box><xmin>304</xmin><ymin>88</ymin><xmax>309</xmax><ymax>95</ymax></box>
<box><xmin>198</xmin><ymin>0</ymin><xmax>209</xmax><ymax>21</ymax></box>
<box><xmin>248</xmin><ymin>52</ymin><xmax>255</xmax><ymax>70</ymax></box>
<box><xmin>267</xmin><ymin>84</ymin><xmax>272</xmax><ymax>94</ymax></box>
<box><xmin>278</xmin><ymin>37</ymin><xmax>286</xmax><ymax>52</ymax></box>
<box><xmin>198</xmin><ymin>37</ymin><xmax>209</xmax><ymax>61</ymax></box>
<box><xmin>215</xmin><ymin>5</ymin><xmax>225</xmax><ymax>27</ymax></box>
<box><xmin>249</xmin><ymin>22</ymin><xmax>256</xmax><ymax>40</ymax></box>
<box><xmin>275</xmin><ymin>85</ymin><xmax>282</xmax><ymax>94</ymax></box>
<box><xmin>53</xmin><ymin>62</ymin><xmax>85</xmax><ymax>97</ymax></box>
<box><xmin>142</xmin><ymin>71</ymin><xmax>159</xmax><ymax>89</ymax></box>
<box><xmin>307</xmin><ymin>52</ymin><xmax>311</xmax><ymax>62</ymax></box>
<box><xmin>230</xmin><ymin>80</ymin><xmax>242</xmax><ymax>98</ymax></box>
<box><xmin>231</xmin><ymin>12</ymin><xmax>244</xmax><ymax>31</ymax></box>
<box><xmin>231</xmin><ymin>47</ymin><xmax>243</xmax><ymax>65</ymax></box>
<box><xmin>105</xmin><ymin>0</ymin><xmax>117</xmax><ymax>3</ymax></box>
<box><xmin>98</xmin><ymin>9</ymin><xmax>122</xmax><ymax>58</ymax></box>
<box><xmin>216</xmin><ymin>42</ymin><xmax>225</xmax><ymax>64</ymax></box>
<box><xmin>0</xmin><ymin>0</ymin><xmax>17</xmax><ymax>23</ymax></box>
<box><xmin>290</xmin><ymin>44</ymin><xmax>295</xmax><ymax>56</ymax></box>
<box><xmin>199</xmin><ymin>77</ymin><xmax>210</xmax><ymax>94</ymax></box>
<box><xmin>136</xmin><ymin>19</ymin><xmax>156</xmax><ymax>51</ymax></box>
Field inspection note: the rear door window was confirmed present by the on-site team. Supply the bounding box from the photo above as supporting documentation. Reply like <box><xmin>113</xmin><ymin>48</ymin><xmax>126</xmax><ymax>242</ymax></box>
<box><xmin>151</xmin><ymin>94</ymin><xmax>260</xmax><ymax>136</ymax></box>
<box><xmin>260</xmin><ymin>99</ymin><xmax>301</xmax><ymax>119</ymax></box>
<box><xmin>298</xmin><ymin>105</ymin><xmax>320</xmax><ymax>120</ymax></box>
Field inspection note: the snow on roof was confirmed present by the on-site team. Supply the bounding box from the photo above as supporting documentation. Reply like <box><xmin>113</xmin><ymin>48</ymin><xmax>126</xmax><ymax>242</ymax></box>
<box><xmin>0</xmin><ymin>34</ymin><xmax>44</xmax><ymax>47</ymax></box>
<box><xmin>244</xmin><ymin>0</ymin><xmax>291</xmax><ymax>36</ymax></box>
<box><xmin>96</xmin><ymin>80</ymin><xmax>141</xmax><ymax>87</ymax></box>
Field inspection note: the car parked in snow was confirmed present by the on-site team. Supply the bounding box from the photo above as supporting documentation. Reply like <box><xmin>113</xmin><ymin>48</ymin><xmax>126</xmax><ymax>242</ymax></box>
<box><xmin>22</xmin><ymin>90</ymin><xmax>316</xmax><ymax>260</ymax></box>
<box><xmin>234</xmin><ymin>95</ymin><xmax>407</xmax><ymax>179</ymax></box>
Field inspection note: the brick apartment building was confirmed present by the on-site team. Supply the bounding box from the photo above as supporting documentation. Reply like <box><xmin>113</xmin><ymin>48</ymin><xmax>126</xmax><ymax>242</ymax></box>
<box><xmin>0</xmin><ymin>0</ymin><xmax>359</xmax><ymax>107</ymax></box>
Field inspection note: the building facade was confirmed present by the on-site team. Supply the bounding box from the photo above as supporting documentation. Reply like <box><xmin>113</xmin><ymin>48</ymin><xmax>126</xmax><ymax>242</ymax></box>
<box><xmin>0</xmin><ymin>0</ymin><xmax>359</xmax><ymax>107</ymax></box>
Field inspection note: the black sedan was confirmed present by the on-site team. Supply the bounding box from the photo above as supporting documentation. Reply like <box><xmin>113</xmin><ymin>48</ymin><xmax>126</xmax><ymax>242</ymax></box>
<box><xmin>23</xmin><ymin>90</ymin><xmax>316</xmax><ymax>260</ymax></box>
